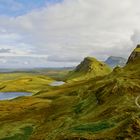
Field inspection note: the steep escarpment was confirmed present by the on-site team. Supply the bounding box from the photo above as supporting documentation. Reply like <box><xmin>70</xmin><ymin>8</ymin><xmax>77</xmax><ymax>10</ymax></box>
<box><xmin>127</xmin><ymin>44</ymin><xmax>140</xmax><ymax>64</ymax></box>
<box><xmin>65</xmin><ymin>57</ymin><xmax>111</xmax><ymax>81</ymax></box>
<box><xmin>52</xmin><ymin>45</ymin><xmax>140</xmax><ymax>139</ymax></box>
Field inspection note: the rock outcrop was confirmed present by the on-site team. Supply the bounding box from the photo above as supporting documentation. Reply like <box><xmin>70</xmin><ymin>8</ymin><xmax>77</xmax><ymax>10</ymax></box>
<box><xmin>127</xmin><ymin>45</ymin><xmax>140</xmax><ymax>64</ymax></box>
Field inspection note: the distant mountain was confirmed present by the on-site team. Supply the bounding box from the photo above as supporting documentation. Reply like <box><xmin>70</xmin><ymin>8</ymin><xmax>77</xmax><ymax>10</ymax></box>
<box><xmin>0</xmin><ymin>45</ymin><xmax>140</xmax><ymax>139</ymax></box>
<box><xmin>105</xmin><ymin>56</ymin><xmax>127</xmax><ymax>68</ymax></box>
<box><xmin>127</xmin><ymin>44</ymin><xmax>140</xmax><ymax>64</ymax></box>
<box><xmin>65</xmin><ymin>57</ymin><xmax>111</xmax><ymax>81</ymax></box>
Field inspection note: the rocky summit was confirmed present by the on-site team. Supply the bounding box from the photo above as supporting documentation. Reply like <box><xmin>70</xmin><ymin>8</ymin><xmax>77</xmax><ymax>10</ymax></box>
<box><xmin>127</xmin><ymin>44</ymin><xmax>140</xmax><ymax>64</ymax></box>
<box><xmin>65</xmin><ymin>57</ymin><xmax>112</xmax><ymax>81</ymax></box>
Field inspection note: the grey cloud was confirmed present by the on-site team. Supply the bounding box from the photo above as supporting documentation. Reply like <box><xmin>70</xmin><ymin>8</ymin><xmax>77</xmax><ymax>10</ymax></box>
<box><xmin>131</xmin><ymin>30</ymin><xmax>140</xmax><ymax>46</ymax></box>
<box><xmin>0</xmin><ymin>48</ymin><xmax>11</xmax><ymax>53</ymax></box>
<box><xmin>47</xmin><ymin>55</ymin><xmax>83</xmax><ymax>62</ymax></box>
<box><xmin>0</xmin><ymin>0</ymin><xmax>140</xmax><ymax>67</ymax></box>
<box><xmin>0</xmin><ymin>56</ymin><xmax>78</xmax><ymax>68</ymax></box>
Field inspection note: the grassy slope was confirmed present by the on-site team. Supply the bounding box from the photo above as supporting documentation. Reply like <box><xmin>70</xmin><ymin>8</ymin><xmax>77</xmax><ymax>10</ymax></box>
<box><xmin>0</xmin><ymin>56</ymin><xmax>139</xmax><ymax>139</ymax></box>
<box><xmin>135</xmin><ymin>47</ymin><xmax>140</xmax><ymax>52</ymax></box>
<box><xmin>0</xmin><ymin>73</ymin><xmax>54</xmax><ymax>93</ymax></box>
<box><xmin>44</xmin><ymin>69</ymin><xmax>71</xmax><ymax>80</ymax></box>
<box><xmin>65</xmin><ymin>57</ymin><xmax>111</xmax><ymax>82</ymax></box>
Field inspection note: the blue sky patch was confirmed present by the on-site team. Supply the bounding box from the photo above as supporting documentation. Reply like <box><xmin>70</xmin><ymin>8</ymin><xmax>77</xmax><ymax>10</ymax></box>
<box><xmin>0</xmin><ymin>0</ymin><xmax>63</xmax><ymax>16</ymax></box>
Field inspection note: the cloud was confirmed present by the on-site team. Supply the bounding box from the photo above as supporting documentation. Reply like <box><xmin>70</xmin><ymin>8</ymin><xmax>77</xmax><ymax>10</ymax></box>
<box><xmin>47</xmin><ymin>55</ymin><xmax>82</xmax><ymax>62</ymax></box>
<box><xmin>131</xmin><ymin>30</ymin><xmax>140</xmax><ymax>46</ymax></box>
<box><xmin>0</xmin><ymin>48</ymin><xmax>11</xmax><ymax>53</ymax></box>
<box><xmin>0</xmin><ymin>56</ymin><xmax>77</xmax><ymax>68</ymax></box>
<box><xmin>0</xmin><ymin>0</ymin><xmax>140</xmax><ymax>67</ymax></box>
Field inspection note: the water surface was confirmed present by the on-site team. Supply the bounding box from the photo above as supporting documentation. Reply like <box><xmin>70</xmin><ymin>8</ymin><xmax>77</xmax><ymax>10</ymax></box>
<box><xmin>0</xmin><ymin>92</ymin><xmax>32</xmax><ymax>100</ymax></box>
<box><xmin>49</xmin><ymin>81</ymin><xmax>65</xmax><ymax>86</ymax></box>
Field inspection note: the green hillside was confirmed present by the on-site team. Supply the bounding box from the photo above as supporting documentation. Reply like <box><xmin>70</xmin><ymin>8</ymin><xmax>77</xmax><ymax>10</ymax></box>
<box><xmin>0</xmin><ymin>73</ymin><xmax>54</xmax><ymax>93</ymax></box>
<box><xmin>0</xmin><ymin>46</ymin><xmax>139</xmax><ymax>139</ymax></box>
<box><xmin>65</xmin><ymin>57</ymin><xmax>112</xmax><ymax>82</ymax></box>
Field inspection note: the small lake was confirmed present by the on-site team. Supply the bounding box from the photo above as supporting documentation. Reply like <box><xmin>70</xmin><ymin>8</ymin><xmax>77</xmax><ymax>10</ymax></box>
<box><xmin>49</xmin><ymin>81</ymin><xmax>65</xmax><ymax>86</ymax></box>
<box><xmin>0</xmin><ymin>92</ymin><xmax>32</xmax><ymax>101</ymax></box>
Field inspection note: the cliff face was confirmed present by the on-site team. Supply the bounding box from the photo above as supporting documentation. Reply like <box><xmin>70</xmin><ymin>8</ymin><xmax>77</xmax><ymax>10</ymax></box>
<box><xmin>127</xmin><ymin>45</ymin><xmax>140</xmax><ymax>64</ymax></box>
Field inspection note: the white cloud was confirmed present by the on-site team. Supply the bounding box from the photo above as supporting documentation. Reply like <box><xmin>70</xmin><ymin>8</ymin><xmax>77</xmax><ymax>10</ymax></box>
<box><xmin>131</xmin><ymin>30</ymin><xmax>140</xmax><ymax>46</ymax></box>
<box><xmin>0</xmin><ymin>0</ymin><xmax>140</xmax><ymax>67</ymax></box>
<box><xmin>0</xmin><ymin>58</ymin><xmax>7</xmax><ymax>64</ymax></box>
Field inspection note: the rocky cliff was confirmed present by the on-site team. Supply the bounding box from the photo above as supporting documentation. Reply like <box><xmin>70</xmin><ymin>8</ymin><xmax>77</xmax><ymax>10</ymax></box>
<box><xmin>127</xmin><ymin>44</ymin><xmax>140</xmax><ymax>63</ymax></box>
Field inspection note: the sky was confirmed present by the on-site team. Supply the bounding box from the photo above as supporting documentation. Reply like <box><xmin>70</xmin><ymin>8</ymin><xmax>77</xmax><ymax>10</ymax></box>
<box><xmin>0</xmin><ymin>0</ymin><xmax>140</xmax><ymax>68</ymax></box>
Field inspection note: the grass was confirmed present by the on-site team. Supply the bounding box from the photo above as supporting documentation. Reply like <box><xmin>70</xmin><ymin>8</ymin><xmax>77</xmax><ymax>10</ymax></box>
<box><xmin>0</xmin><ymin>73</ymin><xmax>54</xmax><ymax>93</ymax></box>
<box><xmin>0</xmin><ymin>126</ymin><xmax>33</xmax><ymax>140</ymax></box>
<box><xmin>0</xmin><ymin>51</ymin><xmax>139</xmax><ymax>139</ymax></box>
<box><xmin>134</xmin><ymin>47</ymin><xmax>140</xmax><ymax>52</ymax></box>
<box><xmin>74</xmin><ymin>102</ymin><xmax>84</xmax><ymax>114</ymax></box>
<box><xmin>72</xmin><ymin>121</ymin><xmax>115</xmax><ymax>133</ymax></box>
<box><xmin>65</xmin><ymin>57</ymin><xmax>112</xmax><ymax>82</ymax></box>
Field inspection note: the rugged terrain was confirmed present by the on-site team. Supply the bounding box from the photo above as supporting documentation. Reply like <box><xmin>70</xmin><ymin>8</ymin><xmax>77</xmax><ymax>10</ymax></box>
<box><xmin>127</xmin><ymin>44</ymin><xmax>140</xmax><ymax>63</ymax></box>
<box><xmin>0</xmin><ymin>46</ymin><xmax>139</xmax><ymax>140</ymax></box>
<box><xmin>65</xmin><ymin>57</ymin><xmax>111</xmax><ymax>82</ymax></box>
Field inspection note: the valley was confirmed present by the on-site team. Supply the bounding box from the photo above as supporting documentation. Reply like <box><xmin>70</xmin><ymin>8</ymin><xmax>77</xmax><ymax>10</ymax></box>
<box><xmin>0</xmin><ymin>45</ymin><xmax>139</xmax><ymax>140</ymax></box>
<box><xmin>1</xmin><ymin>1</ymin><xmax>140</xmax><ymax>139</ymax></box>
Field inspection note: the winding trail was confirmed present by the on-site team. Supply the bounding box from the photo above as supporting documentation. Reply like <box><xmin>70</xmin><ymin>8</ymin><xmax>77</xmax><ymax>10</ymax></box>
<box><xmin>135</xmin><ymin>96</ymin><xmax>140</xmax><ymax>109</ymax></box>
